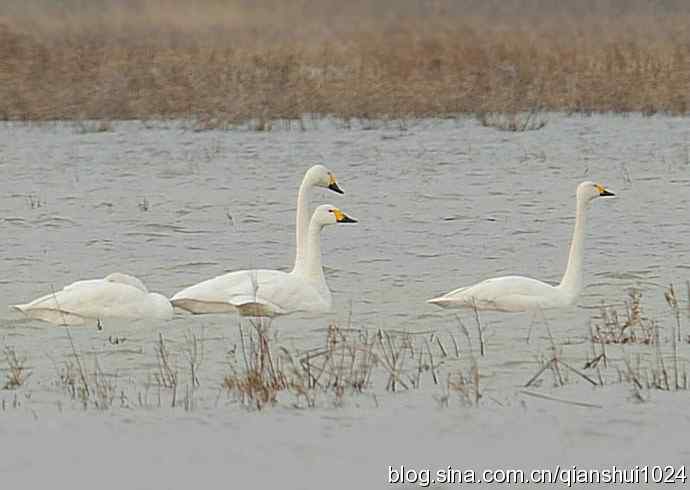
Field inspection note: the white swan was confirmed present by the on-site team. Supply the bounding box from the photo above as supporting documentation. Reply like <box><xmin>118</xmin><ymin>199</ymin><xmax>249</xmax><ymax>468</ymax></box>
<box><xmin>171</xmin><ymin>205</ymin><xmax>357</xmax><ymax>316</ymax></box>
<box><xmin>12</xmin><ymin>272</ymin><xmax>173</xmax><ymax>325</ymax></box>
<box><xmin>292</xmin><ymin>165</ymin><xmax>343</xmax><ymax>274</ymax></box>
<box><xmin>427</xmin><ymin>182</ymin><xmax>615</xmax><ymax>312</ymax></box>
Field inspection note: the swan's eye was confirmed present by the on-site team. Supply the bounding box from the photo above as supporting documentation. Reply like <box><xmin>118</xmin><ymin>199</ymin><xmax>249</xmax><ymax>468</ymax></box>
<box><xmin>328</xmin><ymin>209</ymin><xmax>334</xmax><ymax>213</ymax></box>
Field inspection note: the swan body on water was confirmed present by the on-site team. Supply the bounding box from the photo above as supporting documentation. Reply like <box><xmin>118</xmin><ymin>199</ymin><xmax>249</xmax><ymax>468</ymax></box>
<box><xmin>171</xmin><ymin>205</ymin><xmax>357</xmax><ymax>317</ymax></box>
<box><xmin>171</xmin><ymin>164</ymin><xmax>344</xmax><ymax>316</ymax></box>
<box><xmin>12</xmin><ymin>272</ymin><xmax>173</xmax><ymax>325</ymax></box>
<box><xmin>427</xmin><ymin>182</ymin><xmax>615</xmax><ymax>312</ymax></box>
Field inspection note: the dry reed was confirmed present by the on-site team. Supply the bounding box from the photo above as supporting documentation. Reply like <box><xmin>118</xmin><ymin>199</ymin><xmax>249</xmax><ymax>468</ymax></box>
<box><xmin>155</xmin><ymin>332</ymin><xmax>178</xmax><ymax>407</ymax></box>
<box><xmin>2</xmin><ymin>1</ymin><xmax>690</xmax><ymax>123</ymax></box>
<box><xmin>591</xmin><ymin>288</ymin><xmax>656</xmax><ymax>345</ymax></box>
<box><xmin>223</xmin><ymin>318</ymin><xmax>288</xmax><ymax>410</ymax></box>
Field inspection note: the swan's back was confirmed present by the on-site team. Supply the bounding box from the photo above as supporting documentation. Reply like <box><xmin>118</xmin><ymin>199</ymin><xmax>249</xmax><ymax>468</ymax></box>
<box><xmin>105</xmin><ymin>272</ymin><xmax>148</xmax><ymax>292</ymax></box>
<box><xmin>428</xmin><ymin>275</ymin><xmax>565</xmax><ymax>312</ymax></box>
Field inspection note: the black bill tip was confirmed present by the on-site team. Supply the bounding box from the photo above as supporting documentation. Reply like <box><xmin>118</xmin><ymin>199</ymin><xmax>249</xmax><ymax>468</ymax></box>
<box><xmin>328</xmin><ymin>182</ymin><xmax>344</xmax><ymax>194</ymax></box>
<box><xmin>600</xmin><ymin>189</ymin><xmax>615</xmax><ymax>197</ymax></box>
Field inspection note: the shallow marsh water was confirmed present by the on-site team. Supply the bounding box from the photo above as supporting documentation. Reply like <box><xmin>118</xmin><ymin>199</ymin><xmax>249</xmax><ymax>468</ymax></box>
<box><xmin>1</xmin><ymin>115</ymin><xmax>689</xmax><ymax>488</ymax></box>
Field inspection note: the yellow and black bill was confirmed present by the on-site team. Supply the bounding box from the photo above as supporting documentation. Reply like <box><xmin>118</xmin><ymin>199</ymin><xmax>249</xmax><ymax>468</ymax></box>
<box><xmin>332</xmin><ymin>208</ymin><xmax>357</xmax><ymax>223</ymax></box>
<box><xmin>596</xmin><ymin>184</ymin><xmax>615</xmax><ymax>197</ymax></box>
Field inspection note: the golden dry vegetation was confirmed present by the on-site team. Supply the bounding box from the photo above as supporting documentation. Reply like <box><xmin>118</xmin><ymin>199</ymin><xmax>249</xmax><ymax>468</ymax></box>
<box><xmin>1</xmin><ymin>1</ymin><xmax>690</xmax><ymax>123</ymax></box>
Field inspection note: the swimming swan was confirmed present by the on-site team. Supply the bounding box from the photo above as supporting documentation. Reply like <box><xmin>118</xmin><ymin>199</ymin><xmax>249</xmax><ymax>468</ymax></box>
<box><xmin>427</xmin><ymin>182</ymin><xmax>615</xmax><ymax>312</ymax></box>
<box><xmin>171</xmin><ymin>205</ymin><xmax>357</xmax><ymax>316</ymax></box>
<box><xmin>12</xmin><ymin>272</ymin><xmax>173</xmax><ymax>325</ymax></box>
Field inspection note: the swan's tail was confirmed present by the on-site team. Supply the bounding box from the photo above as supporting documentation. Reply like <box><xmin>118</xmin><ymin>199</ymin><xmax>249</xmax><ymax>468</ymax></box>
<box><xmin>10</xmin><ymin>304</ymin><xmax>85</xmax><ymax>325</ymax></box>
<box><xmin>10</xmin><ymin>304</ymin><xmax>28</xmax><ymax>313</ymax></box>
<box><xmin>426</xmin><ymin>296</ymin><xmax>453</xmax><ymax>308</ymax></box>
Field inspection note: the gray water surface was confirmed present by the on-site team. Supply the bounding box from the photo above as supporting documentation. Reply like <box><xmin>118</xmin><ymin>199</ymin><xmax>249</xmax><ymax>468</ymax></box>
<box><xmin>1</xmin><ymin>114</ymin><xmax>688</xmax><ymax>405</ymax></box>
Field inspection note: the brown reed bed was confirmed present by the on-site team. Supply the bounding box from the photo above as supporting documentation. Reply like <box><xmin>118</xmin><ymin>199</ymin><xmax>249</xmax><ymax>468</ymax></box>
<box><xmin>2</xmin><ymin>1</ymin><xmax>690</xmax><ymax>123</ymax></box>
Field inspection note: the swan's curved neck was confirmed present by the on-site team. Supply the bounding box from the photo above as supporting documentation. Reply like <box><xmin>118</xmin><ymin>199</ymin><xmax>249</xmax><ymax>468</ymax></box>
<box><xmin>301</xmin><ymin>220</ymin><xmax>327</xmax><ymax>288</ymax></box>
<box><xmin>291</xmin><ymin>177</ymin><xmax>311</xmax><ymax>274</ymax></box>
<box><xmin>559</xmin><ymin>196</ymin><xmax>588</xmax><ymax>297</ymax></box>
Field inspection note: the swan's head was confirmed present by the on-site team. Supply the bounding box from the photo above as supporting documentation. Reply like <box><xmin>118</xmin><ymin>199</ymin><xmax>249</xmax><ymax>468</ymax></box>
<box><xmin>305</xmin><ymin>165</ymin><xmax>344</xmax><ymax>194</ymax></box>
<box><xmin>577</xmin><ymin>181</ymin><xmax>615</xmax><ymax>203</ymax></box>
<box><xmin>312</xmin><ymin>204</ymin><xmax>358</xmax><ymax>227</ymax></box>
<box><xmin>149</xmin><ymin>293</ymin><xmax>174</xmax><ymax>320</ymax></box>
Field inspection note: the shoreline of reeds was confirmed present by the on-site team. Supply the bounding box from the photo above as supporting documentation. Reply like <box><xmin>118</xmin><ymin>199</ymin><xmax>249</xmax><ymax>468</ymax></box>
<box><xmin>2</xmin><ymin>2</ymin><xmax>690</xmax><ymax>124</ymax></box>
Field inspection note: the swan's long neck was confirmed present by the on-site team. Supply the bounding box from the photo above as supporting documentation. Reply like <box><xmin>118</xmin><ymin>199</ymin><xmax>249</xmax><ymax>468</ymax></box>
<box><xmin>301</xmin><ymin>220</ymin><xmax>327</xmax><ymax>288</ymax></box>
<box><xmin>559</xmin><ymin>195</ymin><xmax>588</xmax><ymax>297</ymax></box>
<box><xmin>291</xmin><ymin>177</ymin><xmax>311</xmax><ymax>274</ymax></box>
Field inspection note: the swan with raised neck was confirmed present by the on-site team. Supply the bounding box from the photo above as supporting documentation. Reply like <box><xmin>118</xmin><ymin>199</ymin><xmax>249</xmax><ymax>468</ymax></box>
<box><xmin>427</xmin><ymin>181</ymin><xmax>615</xmax><ymax>312</ymax></box>
<box><xmin>292</xmin><ymin>164</ymin><xmax>343</xmax><ymax>276</ymax></box>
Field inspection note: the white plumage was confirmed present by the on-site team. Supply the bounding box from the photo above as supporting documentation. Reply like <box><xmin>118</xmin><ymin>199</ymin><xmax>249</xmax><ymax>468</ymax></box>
<box><xmin>428</xmin><ymin>181</ymin><xmax>615</xmax><ymax>312</ymax></box>
<box><xmin>12</xmin><ymin>272</ymin><xmax>173</xmax><ymax>325</ymax></box>
<box><xmin>172</xmin><ymin>205</ymin><xmax>357</xmax><ymax>317</ymax></box>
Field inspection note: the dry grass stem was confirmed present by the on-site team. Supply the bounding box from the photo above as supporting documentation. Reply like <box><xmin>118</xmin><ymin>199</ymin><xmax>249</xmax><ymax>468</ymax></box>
<box><xmin>155</xmin><ymin>332</ymin><xmax>178</xmax><ymax>407</ymax></box>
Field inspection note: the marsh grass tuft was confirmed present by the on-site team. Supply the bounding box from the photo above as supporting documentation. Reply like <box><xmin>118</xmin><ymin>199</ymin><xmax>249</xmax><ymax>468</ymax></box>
<box><xmin>58</xmin><ymin>354</ymin><xmax>118</xmax><ymax>409</ymax></box>
<box><xmin>59</xmin><ymin>359</ymin><xmax>88</xmax><ymax>404</ymax></box>
<box><xmin>592</xmin><ymin>288</ymin><xmax>656</xmax><ymax>345</ymax></box>
<box><xmin>2</xmin><ymin>345</ymin><xmax>31</xmax><ymax>389</ymax></box>
<box><xmin>584</xmin><ymin>285</ymin><xmax>690</xmax><ymax>397</ymax></box>
<box><xmin>289</xmin><ymin>323</ymin><xmax>380</xmax><ymax>407</ymax></box>
<box><xmin>452</xmin><ymin>315</ymin><xmax>481</xmax><ymax>404</ymax></box>
<box><xmin>223</xmin><ymin>318</ymin><xmax>286</xmax><ymax>410</ymax></box>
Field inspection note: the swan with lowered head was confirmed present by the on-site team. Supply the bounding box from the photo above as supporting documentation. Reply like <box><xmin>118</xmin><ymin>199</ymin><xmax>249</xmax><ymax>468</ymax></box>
<box><xmin>427</xmin><ymin>181</ymin><xmax>615</xmax><ymax>312</ymax></box>
<box><xmin>171</xmin><ymin>205</ymin><xmax>357</xmax><ymax>317</ymax></box>
<box><xmin>12</xmin><ymin>272</ymin><xmax>173</xmax><ymax>325</ymax></box>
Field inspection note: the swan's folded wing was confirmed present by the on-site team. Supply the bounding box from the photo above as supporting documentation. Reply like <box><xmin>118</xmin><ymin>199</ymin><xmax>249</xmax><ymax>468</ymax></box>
<box><xmin>171</xmin><ymin>270</ymin><xmax>291</xmax><ymax>314</ymax></box>
<box><xmin>231</xmin><ymin>271</ymin><xmax>326</xmax><ymax>315</ymax></box>
<box><xmin>430</xmin><ymin>276</ymin><xmax>557</xmax><ymax>311</ymax></box>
